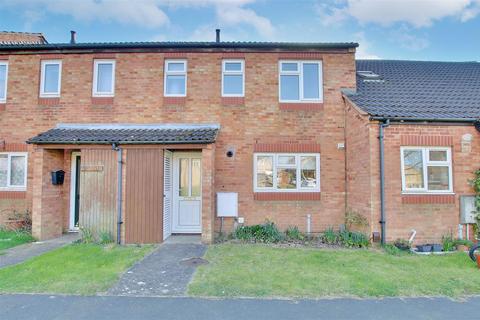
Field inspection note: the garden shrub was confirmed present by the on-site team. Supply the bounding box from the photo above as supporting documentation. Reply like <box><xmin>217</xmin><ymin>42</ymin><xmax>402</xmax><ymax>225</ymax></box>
<box><xmin>383</xmin><ymin>244</ymin><xmax>404</xmax><ymax>256</ymax></box>
<box><xmin>233</xmin><ymin>221</ymin><xmax>284</xmax><ymax>243</ymax></box>
<box><xmin>321</xmin><ymin>227</ymin><xmax>338</xmax><ymax>245</ymax></box>
<box><xmin>442</xmin><ymin>234</ymin><xmax>456</xmax><ymax>252</ymax></box>
<box><xmin>393</xmin><ymin>238</ymin><xmax>411</xmax><ymax>251</ymax></box>
<box><xmin>338</xmin><ymin>230</ymin><xmax>370</xmax><ymax>248</ymax></box>
<box><xmin>345</xmin><ymin>209</ymin><xmax>369</xmax><ymax>232</ymax></box>
<box><xmin>285</xmin><ymin>226</ymin><xmax>305</xmax><ymax>241</ymax></box>
<box><xmin>99</xmin><ymin>231</ymin><xmax>114</xmax><ymax>244</ymax></box>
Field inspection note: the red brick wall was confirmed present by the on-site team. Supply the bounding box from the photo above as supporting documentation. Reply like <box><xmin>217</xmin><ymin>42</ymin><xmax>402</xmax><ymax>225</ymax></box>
<box><xmin>371</xmin><ymin>123</ymin><xmax>479</xmax><ymax>244</ymax></box>
<box><xmin>345</xmin><ymin>100</ymin><xmax>374</xmax><ymax>234</ymax></box>
<box><xmin>0</xmin><ymin>49</ymin><xmax>356</xmax><ymax>236</ymax></box>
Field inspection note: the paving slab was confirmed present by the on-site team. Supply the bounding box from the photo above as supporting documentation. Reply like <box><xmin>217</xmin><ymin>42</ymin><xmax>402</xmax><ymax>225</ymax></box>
<box><xmin>0</xmin><ymin>232</ymin><xmax>80</xmax><ymax>268</ymax></box>
<box><xmin>108</xmin><ymin>240</ymin><xmax>207</xmax><ymax>296</ymax></box>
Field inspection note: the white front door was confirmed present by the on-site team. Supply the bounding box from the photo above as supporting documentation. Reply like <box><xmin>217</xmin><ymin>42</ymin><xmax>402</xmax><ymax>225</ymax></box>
<box><xmin>172</xmin><ymin>152</ymin><xmax>202</xmax><ymax>233</ymax></box>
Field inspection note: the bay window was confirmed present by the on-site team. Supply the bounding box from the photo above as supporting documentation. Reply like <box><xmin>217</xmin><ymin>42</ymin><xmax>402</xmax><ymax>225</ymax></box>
<box><xmin>401</xmin><ymin>147</ymin><xmax>452</xmax><ymax>193</ymax></box>
<box><xmin>0</xmin><ymin>153</ymin><xmax>28</xmax><ymax>190</ymax></box>
<box><xmin>254</xmin><ymin>153</ymin><xmax>320</xmax><ymax>192</ymax></box>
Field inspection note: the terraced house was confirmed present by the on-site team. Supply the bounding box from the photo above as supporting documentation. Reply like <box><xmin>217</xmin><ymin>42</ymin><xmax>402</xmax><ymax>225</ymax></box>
<box><xmin>0</xmin><ymin>31</ymin><xmax>478</xmax><ymax>245</ymax></box>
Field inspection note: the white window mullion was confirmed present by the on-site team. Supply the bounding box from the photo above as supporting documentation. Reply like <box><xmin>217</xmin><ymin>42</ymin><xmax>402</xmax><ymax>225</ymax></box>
<box><xmin>6</xmin><ymin>154</ymin><xmax>11</xmax><ymax>188</ymax></box>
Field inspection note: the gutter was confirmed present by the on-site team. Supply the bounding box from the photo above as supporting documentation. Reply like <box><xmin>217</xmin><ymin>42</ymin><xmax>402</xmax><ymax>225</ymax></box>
<box><xmin>112</xmin><ymin>143</ymin><xmax>123</xmax><ymax>245</ymax></box>
<box><xmin>378</xmin><ymin>119</ymin><xmax>390</xmax><ymax>245</ymax></box>
<box><xmin>370</xmin><ymin>116</ymin><xmax>478</xmax><ymax>123</ymax></box>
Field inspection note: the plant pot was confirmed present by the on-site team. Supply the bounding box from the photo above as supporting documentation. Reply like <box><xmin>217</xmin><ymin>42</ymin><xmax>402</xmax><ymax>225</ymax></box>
<box><xmin>417</xmin><ymin>244</ymin><xmax>432</xmax><ymax>253</ymax></box>
<box><xmin>457</xmin><ymin>245</ymin><xmax>469</xmax><ymax>252</ymax></box>
<box><xmin>431</xmin><ymin>244</ymin><xmax>442</xmax><ymax>252</ymax></box>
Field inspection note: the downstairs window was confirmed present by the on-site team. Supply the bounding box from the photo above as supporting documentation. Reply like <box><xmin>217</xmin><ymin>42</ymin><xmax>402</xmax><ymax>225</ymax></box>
<box><xmin>401</xmin><ymin>147</ymin><xmax>452</xmax><ymax>193</ymax></box>
<box><xmin>0</xmin><ymin>153</ymin><xmax>28</xmax><ymax>190</ymax></box>
<box><xmin>254</xmin><ymin>153</ymin><xmax>320</xmax><ymax>192</ymax></box>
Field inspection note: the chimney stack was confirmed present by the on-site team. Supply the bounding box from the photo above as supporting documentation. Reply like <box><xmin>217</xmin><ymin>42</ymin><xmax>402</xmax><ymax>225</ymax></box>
<box><xmin>215</xmin><ymin>29</ymin><xmax>220</xmax><ymax>43</ymax></box>
<box><xmin>70</xmin><ymin>30</ymin><xmax>76</xmax><ymax>44</ymax></box>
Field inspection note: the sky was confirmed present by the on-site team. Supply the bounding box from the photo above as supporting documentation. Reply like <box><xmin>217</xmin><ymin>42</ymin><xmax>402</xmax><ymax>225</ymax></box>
<box><xmin>0</xmin><ymin>0</ymin><xmax>479</xmax><ymax>61</ymax></box>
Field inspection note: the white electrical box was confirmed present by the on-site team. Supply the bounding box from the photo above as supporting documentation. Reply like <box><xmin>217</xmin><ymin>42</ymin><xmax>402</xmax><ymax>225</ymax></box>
<box><xmin>460</xmin><ymin>195</ymin><xmax>476</xmax><ymax>224</ymax></box>
<box><xmin>217</xmin><ymin>192</ymin><xmax>238</xmax><ymax>217</ymax></box>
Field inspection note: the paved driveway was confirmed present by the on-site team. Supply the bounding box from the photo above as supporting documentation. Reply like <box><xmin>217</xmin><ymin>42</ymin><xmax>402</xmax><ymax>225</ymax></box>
<box><xmin>1</xmin><ymin>294</ymin><xmax>479</xmax><ymax>320</ymax></box>
<box><xmin>108</xmin><ymin>237</ymin><xmax>207</xmax><ymax>296</ymax></box>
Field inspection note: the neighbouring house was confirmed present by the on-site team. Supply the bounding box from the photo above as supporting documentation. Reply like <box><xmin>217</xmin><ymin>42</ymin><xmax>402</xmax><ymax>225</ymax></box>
<box><xmin>343</xmin><ymin>60</ymin><xmax>480</xmax><ymax>244</ymax></box>
<box><xmin>0</xmin><ymin>30</ymin><xmax>477</xmax><ymax>245</ymax></box>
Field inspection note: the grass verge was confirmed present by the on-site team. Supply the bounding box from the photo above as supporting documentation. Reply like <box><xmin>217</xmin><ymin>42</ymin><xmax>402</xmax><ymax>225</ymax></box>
<box><xmin>0</xmin><ymin>243</ymin><xmax>153</xmax><ymax>295</ymax></box>
<box><xmin>0</xmin><ymin>229</ymin><xmax>35</xmax><ymax>252</ymax></box>
<box><xmin>188</xmin><ymin>244</ymin><xmax>480</xmax><ymax>298</ymax></box>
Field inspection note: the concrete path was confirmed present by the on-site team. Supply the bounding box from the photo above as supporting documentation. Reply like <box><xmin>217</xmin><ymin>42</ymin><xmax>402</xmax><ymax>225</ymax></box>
<box><xmin>0</xmin><ymin>294</ymin><xmax>479</xmax><ymax>320</ymax></box>
<box><xmin>108</xmin><ymin>236</ymin><xmax>207</xmax><ymax>296</ymax></box>
<box><xmin>0</xmin><ymin>232</ymin><xmax>79</xmax><ymax>268</ymax></box>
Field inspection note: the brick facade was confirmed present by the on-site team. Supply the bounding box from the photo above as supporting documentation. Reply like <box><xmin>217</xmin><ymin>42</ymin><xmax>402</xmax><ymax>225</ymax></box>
<box><xmin>0</xmin><ymin>48</ymin><xmax>356</xmax><ymax>241</ymax></box>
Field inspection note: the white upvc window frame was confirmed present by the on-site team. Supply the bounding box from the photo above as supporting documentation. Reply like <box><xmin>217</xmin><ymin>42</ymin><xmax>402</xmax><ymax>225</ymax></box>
<box><xmin>92</xmin><ymin>59</ymin><xmax>116</xmax><ymax>97</ymax></box>
<box><xmin>0</xmin><ymin>61</ymin><xmax>8</xmax><ymax>103</ymax></box>
<box><xmin>253</xmin><ymin>153</ymin><xmax>321</xmax><ymax>193</ymax></box>
<box><xmin>221</xmin><ymin>59</ymin><xmax>245</xmax><ymax>97</ymax></box>
<box><xmin>164</xmin><ymin>59</ymin><xmax>187</xmax><ymax>97</ymax></box>
<box><xmin>400</xmin><ymin>146</ymin><xmax>453</xmax><ymax>194</ymax></box>
<box><xmin>40</xmin><ymin>60</ymin><xmax>62</xmax><ymax>97</ymax></box>
<box><xmin>0</xmin><ymin>152</ymin><xmax>28</xmax><ymax>191</ymax></box>
<box><xmin>278</xmin><ymin>60</ymin><xmax>323</xmax><ymax>103</ymax></box>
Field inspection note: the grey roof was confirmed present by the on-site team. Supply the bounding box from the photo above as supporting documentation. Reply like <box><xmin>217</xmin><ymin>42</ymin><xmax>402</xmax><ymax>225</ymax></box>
<box><xmin>0</xmin><ymin>41</ymin><xmax>358</xmax><ymax>52</ymax></box>
<box><xmin>345</xmin><ymin>60</ymin><xmax>480</xmax><ymax>121</ymax></box>
<box><xmin>27</xmin><ymin>124</ymin><xmax>220</xmax><ymax>145</ymax></box>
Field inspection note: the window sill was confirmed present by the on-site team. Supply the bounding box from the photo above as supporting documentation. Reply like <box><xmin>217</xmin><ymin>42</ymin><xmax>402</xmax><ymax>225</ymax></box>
<box><xmin>91</xmin><ymin>97</ymin><xmax>114</xmax><ymax>105</ymax></box>
<box><xmin>401</xmin><ymin>194</ymin><xmax>455</xmax><ymax>204</ymax></box>
<box><xmin>38</xmin><ymin>97</ymin><xmax>60</xmax><ymax>105</ymax></box>
<box><xmin>254</xmin><ymin>192</ymin><xmax>321</xmax><ymax>201</ymax></box>
<box><xmin>164</xmin><ymin>96</ymin><xmax>186</xmax><ymax>106</ymax></box>
<box><xmin>221</xmin><ymin>97</ymin><xmax>245</xmax><ymax>106</ymax></box>
<box><xmin>279</xmin><ymin>102</ymin><xmax>323</xmax><ymax>111</ymax></box>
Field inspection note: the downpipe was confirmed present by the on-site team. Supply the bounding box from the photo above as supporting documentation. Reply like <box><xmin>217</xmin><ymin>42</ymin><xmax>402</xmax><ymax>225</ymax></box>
<box><xmin>379</xmin><ymin>119</ymin><xmax>390</xmax><ymax>245</ymax></box>
<box><xmin>112</xmin><ymin>143</ymin><xmax>123</xmax><ymax>244</ymax></box>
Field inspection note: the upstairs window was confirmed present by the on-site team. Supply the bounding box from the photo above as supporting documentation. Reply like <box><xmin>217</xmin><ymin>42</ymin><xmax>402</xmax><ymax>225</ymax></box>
<box><xmin>254</xmin><ymin>153</ymin><xmax>320</xmax><ymax>192</ymax></box>
<box><xmin>164</xmin><ymin>60</ymin><xmax>187</xmax><ymax>97</ymax></box>
<box><xmin>0</xmin><ymin>61</ymin><xmax>8</xmax><ymax>103</ymax></box>
<box><xmin>222</xmin><ymin>60</ymin><xmax>244</xmax><ymax>97</ymax></box>
<box><xmin>401</xmin><ymin>147</ymin><xmax>452</xmax><ymax>193</ymax></box>
<box><xmin>40</xmin><ymin>60</ymin><xmax>62</xmax><ymax>97</ymax></box>
<box><xmin>93</xmin><ymin>60</ymin><xmax>115</xmax><ymax>97</ymax></box>
<box><xmin>0</xmin><ymin>153</ymin><xmax>28</xmax><ymax>190</ymax></box>
<box><xmin>279</xmin><ymin>61</ymin><xmax>323</xmax><ymax>103</ymax></box>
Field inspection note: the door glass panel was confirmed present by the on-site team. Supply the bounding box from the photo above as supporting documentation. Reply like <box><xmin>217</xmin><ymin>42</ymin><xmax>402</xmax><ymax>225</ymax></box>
<box><xmin>403</xmin><ymin>149</ymin><xmax>424</xmax><ymax>189</ymax></box>
<box><xmin>179</xmin><ymin>158</ymin><xmax>189</xmax><ymax>196</ymax></box>
<box><xmin>191</xmin><ymin>159</ymin><xmax>201</xmax><ymax>197</ymax></box>
<box><xmin>0</xmin><ymin>155</ymin><xmax>7</xmax><ymax>187</ymax></box>
<box><xmin>10</xmin><ymin>156</ymin><xmax>25</xmax><ymax>186</ymax></box>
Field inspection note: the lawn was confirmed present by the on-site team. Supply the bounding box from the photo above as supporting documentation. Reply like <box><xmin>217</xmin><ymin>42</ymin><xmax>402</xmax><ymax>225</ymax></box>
<box><xmin>0</xmin><ymin>243</ymin><xmax>153</xmax><ymax>295</ymax></box>
<box><xmin>189</xmin><ymin>244</ymin><xmax>480</xmax><ymax>298</ymax></box>
<box><xmin>0</xmin><ymin>229</ymin><xmax>35</xmax><ymax>252</ymax></box>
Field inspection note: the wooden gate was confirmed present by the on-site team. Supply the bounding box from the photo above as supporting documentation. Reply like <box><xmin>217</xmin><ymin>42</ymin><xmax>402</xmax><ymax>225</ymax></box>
<box><xmin>125</xmin><ymin>148</ymin><xmax>164</xmax><ymax>244</ymax></box>
<box><xmin>79</xmin><ymin>149</ymin><xmax>118</xmax><ymax>240</ymax></box>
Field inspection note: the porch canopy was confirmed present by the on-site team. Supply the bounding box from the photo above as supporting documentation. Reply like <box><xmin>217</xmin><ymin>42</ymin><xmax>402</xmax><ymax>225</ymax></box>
<box><xmin>27</xmin><ymin>123</ymin><xmax>219</xmax><ymax>244</ymax></box>
<box><xmin>27</xmin><ymin>123</ymin><xmax>220</xmax><ymax>145</ymax></box>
